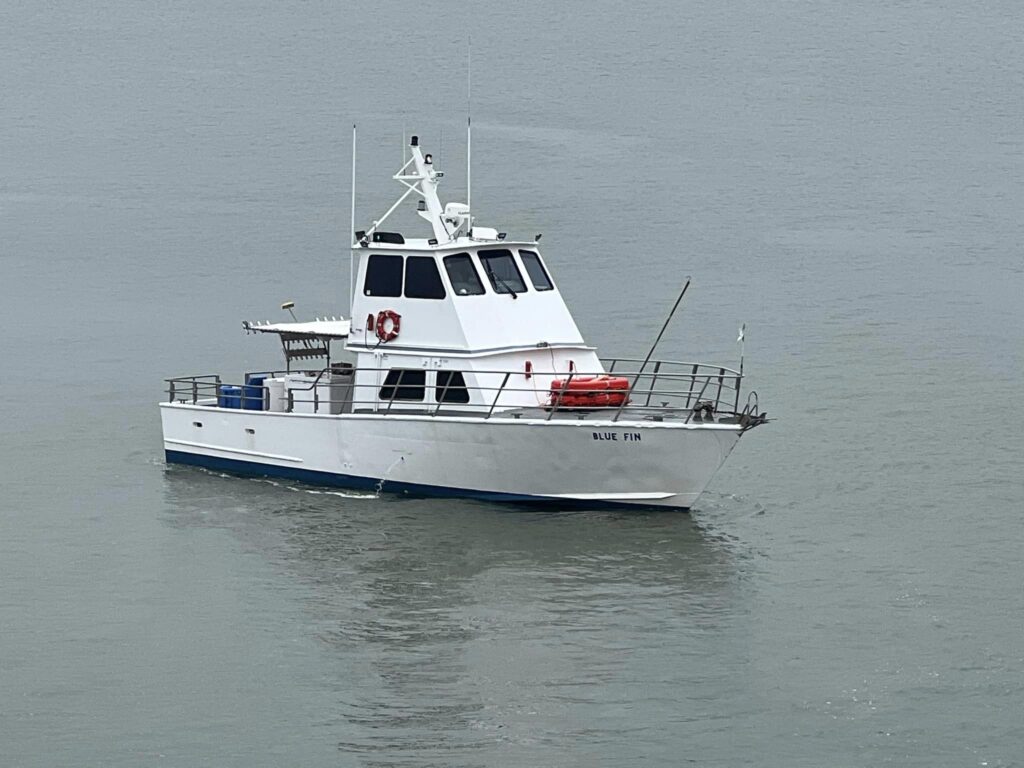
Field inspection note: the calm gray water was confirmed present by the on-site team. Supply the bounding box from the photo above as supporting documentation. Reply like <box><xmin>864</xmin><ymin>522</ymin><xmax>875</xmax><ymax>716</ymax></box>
<box><xmin>2</xmin><ymin>1</ymin><xmax>1022</xmax><ymax>765</ymax></box>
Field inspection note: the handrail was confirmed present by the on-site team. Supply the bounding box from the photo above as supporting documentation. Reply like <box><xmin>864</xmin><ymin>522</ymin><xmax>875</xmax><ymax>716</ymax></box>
<box><xmin>546</xmin><ymin>371</ymin><xmax>575</xmax><ymax>421</ymax></box>
<box><xmin>163</xmin><ymin>358</ymin><xmax>749</xmax><ymax>422</ymax></box>
<box><xmin>600</xmin><ymin>357</ymin><xmax>742</xmax><ymax>377</ymax></box>
<box><xmin>487</xmin><ymin>372</ymin><xmax>512</xmax><ymax>419</ymax></box>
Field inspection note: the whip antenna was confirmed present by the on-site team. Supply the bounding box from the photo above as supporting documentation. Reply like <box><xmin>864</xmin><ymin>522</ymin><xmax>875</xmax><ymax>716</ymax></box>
<box><xmin>467</xmin><ymin>37</ymin><xmax>472</xmax><ymax>216</ymax></box>
<box><xmin>349</xmin><ymin>123</ymin><xmax>357</xmax><ymax>312</ymax></box>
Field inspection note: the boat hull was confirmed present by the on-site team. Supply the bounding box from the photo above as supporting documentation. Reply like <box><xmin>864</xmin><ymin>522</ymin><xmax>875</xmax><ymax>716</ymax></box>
<box><xmin>159</xmin><ymin>403</ymin><xmax>742</xmax><ymax>509</ymax></box>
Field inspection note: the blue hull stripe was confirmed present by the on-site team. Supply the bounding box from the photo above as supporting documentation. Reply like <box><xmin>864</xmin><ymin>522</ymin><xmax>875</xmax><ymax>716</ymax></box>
<box><xmin>164</xmin><ymin>450</ymin><xmax>685</xmax><ymax>510</ymax></box>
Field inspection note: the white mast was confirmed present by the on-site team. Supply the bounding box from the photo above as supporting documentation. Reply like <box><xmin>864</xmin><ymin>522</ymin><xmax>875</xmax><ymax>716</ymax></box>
<box><xmin>358</xmin><ymin>134</ymin><xmax>472</xmax><ymax>244</ymax></box>
<box><xmin>407</xmin><ymin>138</ymin><xmax>450</xmax><ymax>241</ymax></box>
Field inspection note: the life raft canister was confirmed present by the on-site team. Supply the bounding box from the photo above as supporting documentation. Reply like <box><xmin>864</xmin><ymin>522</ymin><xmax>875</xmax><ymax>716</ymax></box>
<box><xmin>375</xmin><ymin>309</ymin><xmax>401</xmax><ymax>342</ymax></box>
<box><xmin>548</xmin><ymin>375</ymin><xmax>630</xmax><ymax>409</ymax></box>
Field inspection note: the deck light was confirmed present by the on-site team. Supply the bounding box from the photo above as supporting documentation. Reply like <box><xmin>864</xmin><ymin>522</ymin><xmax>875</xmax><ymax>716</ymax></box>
<box><xmin>424</xmin><ymin>153</ymin><xmax>433</xmax><ymax>164</ymax></box>
<box><xmin>280</xmin><ymin>301</ymin><xmax>298</xmax><ymax>321</ymax></box>
<box><xmin>410</xmin><ymin>135</ymin><xmax>418</xmax><ymax>146</ymax></box>
<box><xmin>497</xmin><ymin>232</ymin><xmax>507</xmax><ymax>240</ymax></box>
<box><xmin>417</xmin><ymin>200</ymin><xmax>426</xmax><ymax>211</ymax></box>
<box><xmin>428</xmin><ymin>238</ymin><xmax>438</xmax><ymax>246</ymax></box>
<box><xmin>535</xmin><ymin>233</ymin><xmax>542</xmax><ymax>241</ymax></box>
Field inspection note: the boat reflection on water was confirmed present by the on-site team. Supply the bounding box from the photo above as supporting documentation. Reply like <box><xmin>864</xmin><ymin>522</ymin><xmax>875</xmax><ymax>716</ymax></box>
<box><xmin>161</xmin><ymin>466</ymin><xmax>756</xmax><ymax>763</ymax></box>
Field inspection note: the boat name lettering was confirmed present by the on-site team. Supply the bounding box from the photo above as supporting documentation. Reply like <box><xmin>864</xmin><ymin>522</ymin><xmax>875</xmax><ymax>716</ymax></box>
<box><xmin>592</xmin><ymin>432</ymin><xmax>641</xmax><ymax>442</ymax></box>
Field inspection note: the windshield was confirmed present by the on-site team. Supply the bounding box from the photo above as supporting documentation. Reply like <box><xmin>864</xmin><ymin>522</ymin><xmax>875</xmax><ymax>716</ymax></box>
<box><xmin>478</xmin><ymin>250</ymin><xmax>527</xmax><ymax>295</ymax></box>
<box><xmin>443</xmin><ymin>253</ymin><xmax>485</xmax><ymax>296</ymax></box>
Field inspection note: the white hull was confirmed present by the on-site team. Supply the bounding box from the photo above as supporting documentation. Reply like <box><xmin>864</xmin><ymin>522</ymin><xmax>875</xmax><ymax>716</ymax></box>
<box><xmin>160</xmin><ymin>403</ymin><xmax>743</xmax><ymax>509</ymax></box>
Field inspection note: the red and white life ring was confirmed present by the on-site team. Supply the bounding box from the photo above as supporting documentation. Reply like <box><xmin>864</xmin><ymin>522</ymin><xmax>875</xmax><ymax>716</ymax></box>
<box><xmin>375</xmin><ymin>309</ymin><xmax>401</xmax><ymax>342</ymax></box>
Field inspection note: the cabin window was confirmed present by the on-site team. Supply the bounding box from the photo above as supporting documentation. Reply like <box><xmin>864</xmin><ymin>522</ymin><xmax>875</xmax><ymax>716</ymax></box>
<box><xmin>379</xmin><ymin>369</ymin><xmax>425</xmax><ymax>401</ymax></box>
<box><xmin>435</xmin><ymin>371</ymin><xmax>470</xmax><ymax>404</ymax></box>
<box><xmin>364</xmin><ymin>254</ymin><xmax>403</xmax><ymax>297</ymax></box>
<box><xmin>479</xmin><ymin>249</ymin><xmax>527</xmax><ymax>295</ymax></box>
<box><xmin>443</xmin><ymin>253</ymin><xmax>485</xmax><ymax>296</ymax></box>
<box><xmin>404</xmin><ymin>256</ymin><xmax>446</xmax><ymax>299</ymax></box>
<box><xmin>519</xmin><ymin>250</ymin><xmax>553</xmax><ymax>291</ymax></box>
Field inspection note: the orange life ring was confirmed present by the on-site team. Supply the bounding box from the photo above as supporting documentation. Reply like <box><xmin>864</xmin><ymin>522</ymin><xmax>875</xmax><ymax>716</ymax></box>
<box><xmin>375</xmin><ymin>309</ymin><xmax>401</xmax><ymax>342</ymax></box>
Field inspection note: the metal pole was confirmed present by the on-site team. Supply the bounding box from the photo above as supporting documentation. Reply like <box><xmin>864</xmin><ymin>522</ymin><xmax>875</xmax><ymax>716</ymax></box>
<box><xmin>434</xmin><ymin>371</ymin><xmax>453</xmax><ymax>416</ymax></box>
<box><xmin>636</xmin><ymin>278</ymin><xmax>690</xmax><ymax>382</ymax></box>
<box><xmin>644</xmin><ymin>361</ymin><xmax>662</xmax><ymax>407</ymax></box>
<box><xmin>385</xmin><ymin>370</ymin><xmax>403</xmax><ymax>415</ymax></box>
<box><xmin>349</xmin><ymin>124</ymin><xmax>357</xmax><ymax>314</ymax></box>
<box><xmin>613</xmin><ymin>279</ymin><xmax>691</xmax><ymax>422</ymax></box>
<box><xmin>547</xmin><ymin>371</ymin><xmax>574</xmax><ymax>421</ymax></box>
<box><xmin>736</xmin><ymin>323</ymin><xmax>745</xmax><ymax>415</ymax></box>
<box><xmin>486</xmin><ymin>372</ymin><xmax>511</xmax><ymax>419</ymax></box>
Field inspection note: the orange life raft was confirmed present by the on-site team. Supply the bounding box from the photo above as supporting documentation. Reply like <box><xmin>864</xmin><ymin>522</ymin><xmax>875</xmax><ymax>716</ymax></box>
<box><xmin>548</xmin><ymin>375</ymin><xmax>631</xmax><ymax>409</ymax></box>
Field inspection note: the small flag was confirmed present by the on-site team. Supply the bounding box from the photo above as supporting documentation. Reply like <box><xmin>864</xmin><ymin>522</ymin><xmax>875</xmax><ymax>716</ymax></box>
<box><xmin>737</xmin><ymin>324</ymin><xmax>745</xmax><ymax>343</ymax></box>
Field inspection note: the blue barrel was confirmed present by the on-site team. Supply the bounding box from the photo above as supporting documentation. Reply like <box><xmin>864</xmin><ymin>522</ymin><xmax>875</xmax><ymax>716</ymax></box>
<box><xmin>217</xmin><ymin>385</ymin><xmax>242</xmax><ymax>409</ymax></box>
<box><xmin>242</xmin><ymin>375</ymin><xmax>266</xmax><ymax>411</ymax></box>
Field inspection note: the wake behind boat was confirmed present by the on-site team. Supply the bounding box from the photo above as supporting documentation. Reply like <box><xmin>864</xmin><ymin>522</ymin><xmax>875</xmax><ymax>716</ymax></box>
<box><xmin>159</xmin><ymin>133</ymin><xmax>767</xmax><ymax>508</ymax></box>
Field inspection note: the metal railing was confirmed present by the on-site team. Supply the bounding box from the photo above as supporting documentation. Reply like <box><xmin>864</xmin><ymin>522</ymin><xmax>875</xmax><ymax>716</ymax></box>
<box><xmin>165</xmin><ymin>358</ymin><xmax>751</xmax><ymax>424</ymax></box>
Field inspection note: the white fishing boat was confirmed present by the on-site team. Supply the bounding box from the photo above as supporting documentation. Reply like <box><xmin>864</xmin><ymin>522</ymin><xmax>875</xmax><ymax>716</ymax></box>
<box><xmin>159</xmin><ymin>132</ymin><xmax>766</xmax><ymax>509</ymax></box>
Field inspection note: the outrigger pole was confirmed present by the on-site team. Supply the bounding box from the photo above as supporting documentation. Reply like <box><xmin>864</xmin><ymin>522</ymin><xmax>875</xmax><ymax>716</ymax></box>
<box><xmin>636</xmin><ymin>278</ymin><xmax>692</xmax><ymax>379</ymax></box>
<box><xmin>612</xmin><ymin>278</ymin><xmax>692</xmax><ymax>422</ymax></box>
